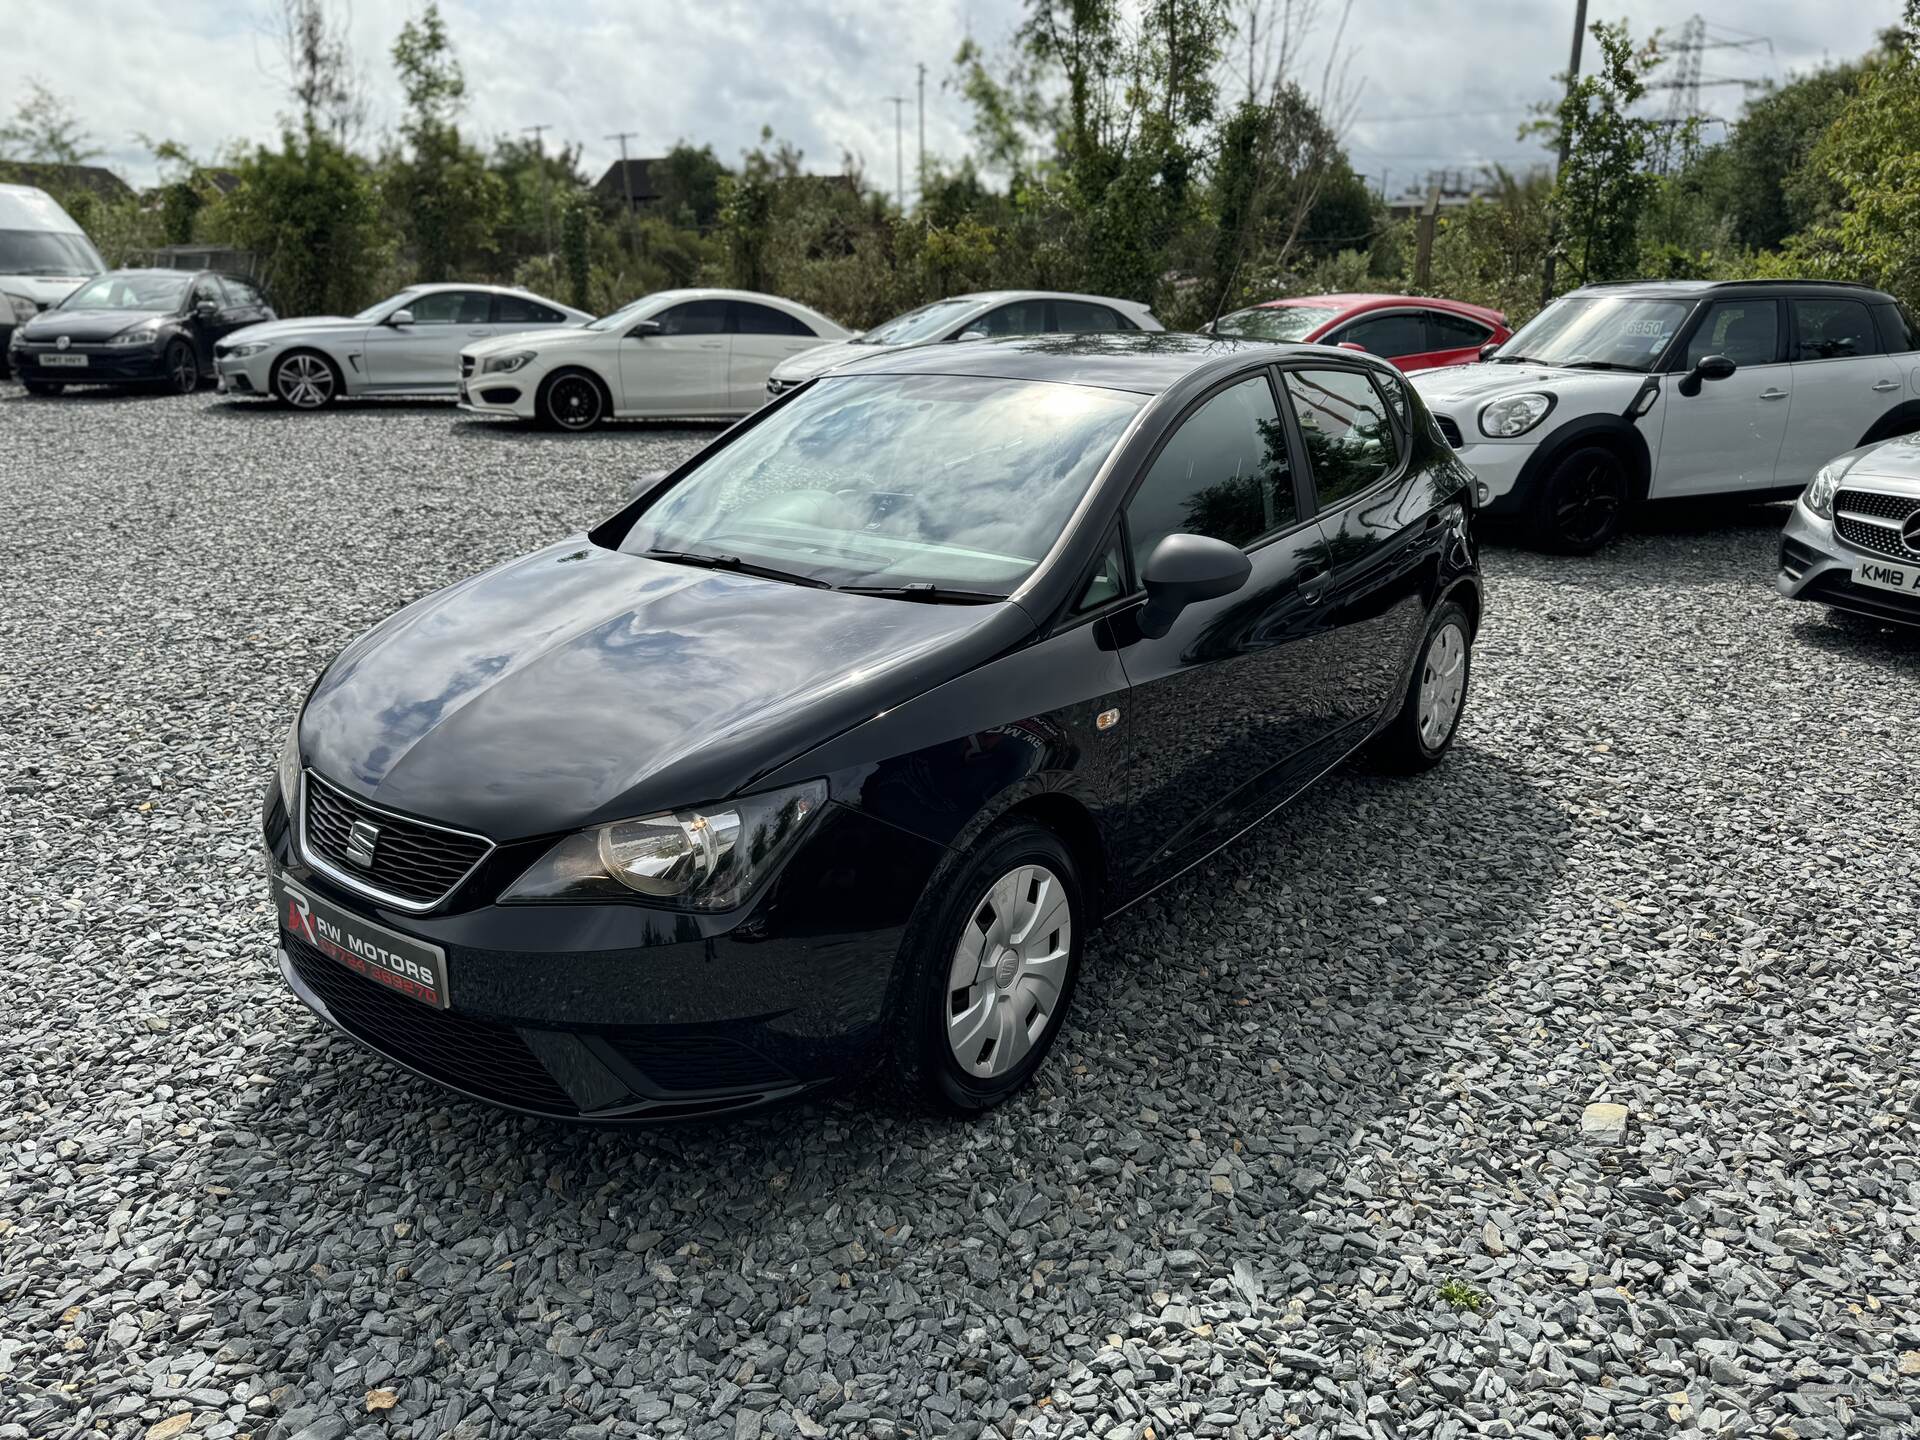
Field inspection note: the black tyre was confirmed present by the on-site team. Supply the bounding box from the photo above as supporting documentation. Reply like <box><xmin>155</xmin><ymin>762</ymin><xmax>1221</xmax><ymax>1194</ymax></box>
<box><xmin>22</xmin><ymin>379</ymin><xmax>64</xmax><ymax>396</ymax></box>
<box><xmin>163</xmin><ymin>339</ymin><xmax>199</xmax><ymax>394</ymax></box>
<box><xmin>1371</xmin><ymin>600</ymin><xmax>1473</xmax><ymax>774</ymax></box>
<box><xmin>888</xmin><ymin>820</ymin><xmax>1085</xmax><ymax>1115</ymax></box>
<box><xmin>1531</xmin><ymin>444</ymin><xmax>1630</xmax><ymax>553</ymax></box>
<box><xmin>271</xmin><ymin>350</ymin><xmax>341</xmax><ymax>409</ymax></box>
<box><xmin>538</xmin><ymin>369</ymin><xmax>608</xmax><ymax>431</ymax></box>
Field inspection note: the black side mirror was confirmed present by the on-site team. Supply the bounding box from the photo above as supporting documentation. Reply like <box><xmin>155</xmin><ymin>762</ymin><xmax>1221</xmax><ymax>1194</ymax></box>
<box><xmin>194</xmin><ymin>298</ymin><xmax>219</xmax><ymax>317</ymax></box>
<box><xmin>1677</xmin><ymin>352</ymin><xmax>1737</xmax><ymax>397</ymax></box>
<box><xmin>1136</xmin><ymin>534</ymin><xmax>1252</xmax><ymax>639</ymax></box>
<box><xmin>628</xmin><ymin>319</ymin><xmax>663</xmax><ymax>339</ymax></box>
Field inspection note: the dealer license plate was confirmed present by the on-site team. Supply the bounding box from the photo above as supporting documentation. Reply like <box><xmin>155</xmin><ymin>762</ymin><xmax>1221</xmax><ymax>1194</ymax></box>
<box><xmin>1854</xmin><ymin>557</ymin><xmax>1920</xmax><ymax>596</ymax></box>
<box><xmin>276</xmin><ymin>873</ymin><xmax>449</xmax><ymax>1008</ymax></box>
<box><xmin>42</xmin><ymin>353</ymin><xmax>88</xmax><ymax>368</ymax></box>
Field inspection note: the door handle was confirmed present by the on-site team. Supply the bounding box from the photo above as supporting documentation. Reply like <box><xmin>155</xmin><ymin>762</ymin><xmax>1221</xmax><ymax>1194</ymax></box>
<box><xmin>1759</xmin><ymin>389</ymin><xmax>1789</xmax><ymax>401</ymax></box>
<box><xmin>1872</xmin><ymin>379</ymin><xmax>1900</xmax><ymax>392</ymax></box>
<box><xmin>1299</xmin><ymin>568</ymin><xmax>1330</xmax><ymax>605</ymax></box>
<box><xmin>465</xmin><ymin>329</ymin><xmax>490</xmax><ymax>337</ymax></box>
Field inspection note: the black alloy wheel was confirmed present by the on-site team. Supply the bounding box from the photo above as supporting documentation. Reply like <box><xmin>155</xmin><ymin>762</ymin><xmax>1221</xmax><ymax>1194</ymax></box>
<box><xmin>164</xmin><ymin>339</ymin><xmax>199</xmax><ymax>394</ymax></box>
<box><xmin>541</xmin><ymin>370</ymin><xmax>606</xmax><ymax>431</ymax></box>
<box><xmin>1534</xmin><ymin>445</ymin><xmax>1629</xmax><ymax>553</ymax></box>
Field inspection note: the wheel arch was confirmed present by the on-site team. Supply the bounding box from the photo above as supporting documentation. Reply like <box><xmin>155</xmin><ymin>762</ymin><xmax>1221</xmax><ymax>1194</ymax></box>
<box><xmin>1857</xmin><ymin>399</ymin><xmax>1920</xmax><ymax>447</ymax></box>
<box><xmin>1513</xmin><ymin>414</ymin><xmax>1655</xmax><ymax>506</ymax></box>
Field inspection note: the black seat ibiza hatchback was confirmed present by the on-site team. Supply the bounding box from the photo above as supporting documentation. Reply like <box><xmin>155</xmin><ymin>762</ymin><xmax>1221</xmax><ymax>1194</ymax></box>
<box><xmin>263</xmin><ymin>333</ymin><xmax>1482</xmax><ymax>1121</ymax></box>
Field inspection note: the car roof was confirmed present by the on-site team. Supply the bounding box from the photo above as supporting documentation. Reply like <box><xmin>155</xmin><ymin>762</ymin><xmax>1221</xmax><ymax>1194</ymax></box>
<box><xmin>1573</xmin><ymin>278</ymin><xmax>1899</xmax><ymax>304</ymax></box>
<box><xmin>401</xmin><ymin>282</ymin><xmax>564</xmax><ymax>297</ymax></box>
<box><xmin>824</xmin><ymin>330</ymin><xmax>1353</xmax><ymax>395</ymax></box>
<box><xmin>1252</xmin><ymin>292</ymin><xmax>1507</xmax><ymax>323</ymax></box>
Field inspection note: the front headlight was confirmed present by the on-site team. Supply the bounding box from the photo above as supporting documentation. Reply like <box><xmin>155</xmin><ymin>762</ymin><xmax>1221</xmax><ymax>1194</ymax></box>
<box><xmin>4</xmin><ymin>291</ymin><xmax>36</xmax><ymax>325</ymax></box>
<box><xmin>1804</xmin><ymin>464</ymin><xmax>1839</xmax><ymax>520</ymax></box>
<box><xmin>502</xmin><ymin>779</ymin><xmax>828</xmax><ymax>909</ymax></box>
<box><xmin>1479</xmin><ymin>392</ymin><xmax>1554</xmax><ymax>438</ymax></box>
<box><xmin>108</xmin><ymin>323</ymin><xmax>161</xmax><ymax>347</ymax></box>
<box><xmin>227</xmin><ymin>341</ymin><xmax>272</xmax><ymax>358</ymax></box>
<box><xmin>277</xmin><ymin>722</ymin><xmax>302</xmax><ymax>815</ymax></box>
<box><xmin>481</xmin><ymin>350</ymin><xmax>535</xmax><ymax>375</ymax></box>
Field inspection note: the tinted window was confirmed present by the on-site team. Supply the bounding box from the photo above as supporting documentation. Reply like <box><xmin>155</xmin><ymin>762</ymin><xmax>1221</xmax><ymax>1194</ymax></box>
<box><xmin>731</xmin><ymin>300</ymin><xmax>813</xmax><ymax>336</ymax></box>
<box><xmin>1793</xmin><ymin>298</ymin><xmax>1877</xmax><ymax>361</ymax></box>
<box><xmin>222</xmin><ymin>277</ymin><xmax>265</xmax><ymax>309</ymax></box>
<box><xmin>190</xmin><ymin>277</ymin><xmax>226</xmax><ymax>310</ymax></box>
<box><xmin>406</xmin><ymin>290</ymin><xmax>490</xmax><ymax>324</ymax></box>
<box><xmin>1427</xmin><ymin>310</ymin><xmax>1492</xmax><ymax>347</ymax></box>
<box><xmin>1054</xmin><ymin>300</ymin><xmax>1126</xmax><ymax>334</ymax></box>
<box><xmin>1686</xmin><ymin>299</ymin><xmax>1778</xmax><ymax>368</ymax></box>
<box><xmin>1335</xmin><ymin>312</ymin><xmax>1428</xmax><ymax>358</ymax></box>
<box><xmin>1073</xmin><ymin>530</ymin><xmax>1128</xmax><ymax>613</ymax></box>
<box><xmin>655</xmin><ymin>299</ymin><xmax>729</xmax><ymax>335</ymax></box>
<box><xmin>1126</xmin><ymin>374</ymin><xmax>1296</xmax><ymax>569</ymax></box>
<box><xmin>493</xmin><ymin>293</ymin><xmax>564</xmax><ymax>324</ymax></box>
<box><xmin>974</xmin><ymin>300</ymin><xmax>1049</xmax><ymax>337</ymax></box>
<box><xmin>1285</xmin><ymin>368</ymin><xmax>1395</xmax><ymax>507</ymax></box>
<box><xmin>1875</xmin><ymin>303</ymin><xmax>1918</xmax><ymax>354</ymax></box>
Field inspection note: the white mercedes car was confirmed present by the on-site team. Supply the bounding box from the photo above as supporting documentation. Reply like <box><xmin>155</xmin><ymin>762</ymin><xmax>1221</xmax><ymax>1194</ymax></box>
<box><xmin>213</xmin><ymin>283</ymin><xmax>591</xmax><ymax>408</ymax></box>
<box><xmin>1411</xmin><ymin>280</ymin><xmax>1920</xmax><ymax>551</ymax></box>
<box><xmin>457</xmin><ymin>288</ymin><xmax>848</xmax><ymax>429</ymax></box>
<box><xmin>764</xmin><ymin>290</ymin><xmax>1163</xmax><ymax>399</ymax></box>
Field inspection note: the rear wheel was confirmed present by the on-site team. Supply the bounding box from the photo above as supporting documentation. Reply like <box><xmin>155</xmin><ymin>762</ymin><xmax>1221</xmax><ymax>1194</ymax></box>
<box><xmin>272</xmin><ymin>350</ymin><xmax>340</xmax><ymax>409</ymax></box>
<box><xmin>1371</xmin><ymin>601</ymin><xmax>1473</xmax><ymax>773</ymax></box>
<box><xmin>889</xmin><ymin>821</ymin><xmax>1084</xmax><ymax>1115</ymax></box>
<box><xmin>163</xmin><ymin>339</ymin><xmax>199</xmax><ymax>394</ymax></box>
<box><xmin>21</xmin><ymin>379</ymin><xmax>64</xmax><ymax>396</ymax></box>
<box><xmin>1531</xmin><ymin>444</ymin><xmax>1630</xmax><ymax>553</ymax></box>
<box><xmin>538</xmin><ymin>369</ymin><xmax>607</xmax><ymax>430</ymax></box>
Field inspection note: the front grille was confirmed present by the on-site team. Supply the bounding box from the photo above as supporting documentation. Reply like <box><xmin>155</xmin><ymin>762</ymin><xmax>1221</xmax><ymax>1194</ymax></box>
<box><xmin>1834</xmin><ymin>489</ymin><xmax>1920</xmax><ymax>562</ymax></box>
<box><xmin>604</xmin><ymin>1030</ymin><xmax>793</xmax><ymax>1093</ymax></box>
<box><xmin>1434</xmin><ymin>415</ymin><xmax>1464</xmax><ymax>448</ymax></box>
<box><xmin>301</xmin><ymin>773</ymin><xmax>492</xmax><ymax>908</ymax></box>
<box><xmin>460</xmin><ymin>355</ymin><xmax>476</xmax><ymax>379</ymax></box>
<box><xmin>285</xmin><ymin>934</ymin><xmax>577</xmax><ymax>1113</ymax></box>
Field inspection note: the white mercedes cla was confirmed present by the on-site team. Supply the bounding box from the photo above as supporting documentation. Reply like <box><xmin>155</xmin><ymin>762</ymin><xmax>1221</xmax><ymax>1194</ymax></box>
<box><xmin>213</xmin><ymin>283</ymin><xmax>591</xmax><ymax>408</ymax></box>
<box><xmin>457</xmin><ymin>288</ymin><xmax>849</xmax><ymax>429</ymax></box>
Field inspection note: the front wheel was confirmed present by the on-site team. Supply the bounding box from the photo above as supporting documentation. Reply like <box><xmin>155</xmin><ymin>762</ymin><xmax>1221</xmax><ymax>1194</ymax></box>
<box><xmin>889</xmin><ymin>821</ymin><xmax>1084</xmax><ymax>1115</ymax></box>
<box><xmin>538</xmin><ymin>369</ymin><xmax>607</xmax><ymax>431</ymax></box>
<box><xmin>1531</xmin><ymin>444</ymin><xmax>1630</xmax><ymax>553</ymax></box>
<box><xmin>163</xmin><ymin>339</ymin><xmax>199</xmax><ymax>395</ymax></box>
<box><xmin>1372</xmin><ymin>601</ymin><xmax>1474</xmax><ymax>773</ymax></box>
<box><xmin>272</xmin><ymin>350</ymin><xmax>340</xmax><ymax>409</ymax></box>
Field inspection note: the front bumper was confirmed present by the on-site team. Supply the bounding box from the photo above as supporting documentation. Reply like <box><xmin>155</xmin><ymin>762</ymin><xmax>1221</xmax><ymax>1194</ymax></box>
<box><xmin>456</xmin><ymin>369</ymin><xmax>539</xmax><ymax>419</ymax></box>
<box><xmin>262</xmin><ymin>777</ymin><xmax>946</xmax><ymax>1121</ymax></box>
<box><xmin>10</xmin><ymin>344</ymin><xmax>169</xmax><ymax>384</ymax></box>
<box><xmin>1442</xmin><ymin>434</ymin><xmax>1534</xmax><ymax>518</ymax></box>
<box><xmin>214</xmin><ymin>350</ymin><xmax>276</xmax><ymax>396</ymax></box>
<box><xmin>1776</xmin><ymin>501</ymin><xmax>1920</xmax><ymax>627</ymax></box>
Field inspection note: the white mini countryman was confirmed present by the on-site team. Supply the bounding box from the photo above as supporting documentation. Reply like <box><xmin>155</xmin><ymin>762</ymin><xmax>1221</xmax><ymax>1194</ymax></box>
<box><xmin>1412</xmin><ymin>280</ymin><xmax>1920</xmax><ymax>552</ymax></box>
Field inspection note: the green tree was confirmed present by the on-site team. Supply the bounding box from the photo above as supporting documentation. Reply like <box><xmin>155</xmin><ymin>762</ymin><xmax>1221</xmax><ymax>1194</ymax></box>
<box><xmin>0</xmin><ymin>80</ymin><xmax>99</xmax><ymax>164</ymax></box>
<box><xmin>654</xmin><ymin>143</ymin><xmax>727</xmax><ymax>229</ymax></box>
<box><xmin>559</xmin><ymin>192</ymin><xmax>591</xmax><ymax>310</ymax></box>
<box><xmin>213</xmin><ymin>131</ymin><xmax>393</xmax><ymax>314</ymax></box>
<box><xmin>1702</xmin><ymin>61</ymin><xmax>1869</xmax><ymax>250</ymax></box>
<box><xmin>384</xmin><ymin>3</ymin><xmax>503</xmax><ymax>278</ymax></box>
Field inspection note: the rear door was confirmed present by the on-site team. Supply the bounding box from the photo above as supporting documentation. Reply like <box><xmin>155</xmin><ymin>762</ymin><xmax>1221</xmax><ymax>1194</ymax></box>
<box><xmin>618</xmin><ymin>298</ymin><xmax>729</xmax><ymax>415</ymax></box>
<box><xmin>1107</xmin><ymin>367</ymin><xmax>1343</xmax><ymax>884</ymax></box>
<box><xmin>1653</xmin><ymin>297</ymin><xmax>1791</xmax><ymax>496</ymax></box>
<box><xmin>1779</xmin><ymin>296</ymin><xmax>1903</xmax><ymax>481</ymax></box>
<box><xmin>363</xmin><ymin>289</ymin><xmax>495</xmax><ymax>390</ymax></box>
<box><xmin>727</xmin><ymin>300</ymin><xmax>823</xmax><ymax>409</ymax></box>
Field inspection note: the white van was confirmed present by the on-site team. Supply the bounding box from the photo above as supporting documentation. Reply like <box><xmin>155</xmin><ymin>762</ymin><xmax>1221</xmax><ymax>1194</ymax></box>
<box><xmin>1</xmin><ymin>183</ymin><xmax>105</xmax><ymax>372</ymax></box>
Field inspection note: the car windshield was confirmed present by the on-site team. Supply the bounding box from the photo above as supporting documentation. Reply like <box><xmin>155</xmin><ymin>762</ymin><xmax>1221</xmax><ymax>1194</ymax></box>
<box><xmin>586</xmin><ymin>297</ymin><xmax>656</xmax><ymax>332</ymax></box>
<box><xmin>0</xmin><ymin>227</ymin><xmax>104</xmax><ymax>276</ymax></box>
<box><xmin>59</xmin><ymin>273</ymin><xmax>188</xmax><ymax>311</ymax></box>
<box><xmin>1496</xmin><ymin>294</ymin><xmax>1695</xmax><ymax>371</ymax></box>
<box><xmin>621</xmin><ymin>374</ymin><xmax>1144</xmax><ymax>594</ymax></box>
<box><xmin>1212</xmin><ymin>303</ymin><xmax>1337</xmax><ymax>342</ymax></box>
<box><xmin>354</xmin><ymin>290</ymin><xmax>416</xmax><ymax>321</ymax></box>
<box><xmin>854</xmin><ymin>297</ymin><xmax>981</xmax><ymax>346</ymax></box>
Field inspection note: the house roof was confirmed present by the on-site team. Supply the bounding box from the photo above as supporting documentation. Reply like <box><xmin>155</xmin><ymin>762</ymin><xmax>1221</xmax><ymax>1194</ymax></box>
<box><xmin>0</xmin><ymin>160</ymin><xmax>133</xmax><ymax>202</ymax></box>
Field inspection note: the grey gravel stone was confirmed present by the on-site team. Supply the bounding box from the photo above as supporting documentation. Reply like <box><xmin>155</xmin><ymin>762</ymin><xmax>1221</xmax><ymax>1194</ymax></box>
<box><xmin>2</xmin><ymin>384</ymin><xmax>1918</xmax><ymax>1440</ymax></box>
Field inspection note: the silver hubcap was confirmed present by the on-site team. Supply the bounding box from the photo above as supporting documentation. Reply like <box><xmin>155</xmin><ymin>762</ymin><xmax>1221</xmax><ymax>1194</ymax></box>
<box><xmin>278</xmin><ymin>355</ymin><xmax>333</xmax><ymax>408</ymax></box>
<box><xmin>1417</xmin><ymin>621</ymin><xmax>1468</xmax><ymax>748</ymax></box>
<box><xmin>550</xmin><ymin>376</ymin><xmax>601</xmax><ymax>428</ymax></box>
<box><xmin>945</xmin><ymin>863</ymin><xmax>1072</xmax><ymax>1080</ymax></box>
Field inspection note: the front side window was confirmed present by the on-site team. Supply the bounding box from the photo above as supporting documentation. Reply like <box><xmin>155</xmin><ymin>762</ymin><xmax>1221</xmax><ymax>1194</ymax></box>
<box><xmin>1792</xmin><ymin>298</ymin><xmax>1877</xmax><ymax>361</ymax></box>
<box><xmin>59</xmin><ymin>273</ymin><xmax>189</xmax><ymax>312</ymax></box>
<box><xmin>622</xmin><ymin>375</ymin><xmax>1143</xmax><ymax>594</ymax></box>
<box><xmin>356</xmin><ymin>288</ymin><xmax>418</xmax><ymax>322</ymax></box>
<box><xmin>1285</xmin><ymin>368</ymin><xmax>1395</xmax><ymax>507</ymax></box>
<box><xmin>654</xmin><ymin>299</ymin><xmax>728</xmax><ymax>335</ymax></box>
<box><xmin>190</xmin><ymin>277</ymin><xmax>225</xmax><ymax>310</ymax></box>
<box><xmin>1125</xmin><ymin>374</ymin><xmax>1297</xmax><ymax>569</ymax></box>
<box><xmin>1334</xmin><ymin>311</ymin><xmax>1429</xmax><ymax>359</ymax></box>
<box><xmin>975</xmin><ymin>300</ymin><xmax>1049</xmax><ymax>337</ymax></box>
<box><xmin>1496</xmin><ymin>295</ymin><xmax>1693</xmax><ymax>372</ymax></box>
<box><xmin>731</xmin><ymin>301</ymin><xmax>813</xmax><ymax>336</ymax></box>
<box><xmin>1686</xmin><ymin>300</ymin><xmax>1778</xmax><ymax>368</ymax></box>
<box><xmin>1212</xmin><ymin>303</ymin><xmax>1337</xmax><ymax>343</ymax></box>
<box><xmin>405</xmin><ymin>291</ymin><xmax>490</xmax><ymax>324</ymax></box>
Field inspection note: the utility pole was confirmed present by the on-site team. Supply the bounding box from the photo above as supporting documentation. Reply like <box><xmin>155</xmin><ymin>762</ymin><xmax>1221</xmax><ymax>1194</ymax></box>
<box><xmin>1539</xmin><ymin>0</ymin><xmax>1588</xmax><ymax>308</ymax></box>
<box><xmin>916</xmin><ymin>63</ymin><xmax>927</xmax><ymax>204</ymax></box>
<box><xmin>605</xmin><ymin>129</ymin><xmax>640</xmax><ymax>257</ymax></box>
<box><xmin>523</xmin><ymin>123</ymin><xmax>554</xmax><ymax>261</ymax></box>
<box><xmin>885</xmin><ymin>94</ymin><xmax>907</xmax><ymax>212</ymax></box>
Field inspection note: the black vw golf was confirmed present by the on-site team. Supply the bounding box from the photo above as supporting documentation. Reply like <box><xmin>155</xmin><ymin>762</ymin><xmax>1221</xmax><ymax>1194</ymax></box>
<box><xmin>263</xmin><ymin>333</ymin><xmax>1482</xmax><ymax>1120</ymax></box>
<box><xmin>8</xmin><ymin>268</ymin><xmax>272</xmax><ymax>395</ymax></box>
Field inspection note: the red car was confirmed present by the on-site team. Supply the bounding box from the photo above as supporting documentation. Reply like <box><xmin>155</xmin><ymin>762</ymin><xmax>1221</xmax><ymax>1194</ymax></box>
<box><xmin>1209</xmin><ymin>293</ymin><xmax>1512</xmax><ymax>372</ymax></box>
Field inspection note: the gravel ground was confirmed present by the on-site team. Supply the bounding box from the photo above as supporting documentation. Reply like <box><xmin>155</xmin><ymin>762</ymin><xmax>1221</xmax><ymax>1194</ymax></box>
<box><xmin>2</xmin><ymin>381</ymin><xmax>1918</xmax><ymax>1440</ymax></box>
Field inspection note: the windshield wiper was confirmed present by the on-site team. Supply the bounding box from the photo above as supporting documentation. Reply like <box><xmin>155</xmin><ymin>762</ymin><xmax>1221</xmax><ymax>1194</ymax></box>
<box><xmin>641</xmin><ymin>549</ymin><xmax>828</xmax><ymax>588</ymax></box>
<box><xmin>1492</xmin><ymin>354</ymin><xmax>1545</xmax><ymax>364</ymax></box>
<box><xmin>838</xmin><ymin>583</ymin><xmax>1005</xmax><ymax>604</ymax></box>
<box><xmin>1558</xmin><ymin>360</ymin><xmax>1642</xmax><ymax>372</ymax></box>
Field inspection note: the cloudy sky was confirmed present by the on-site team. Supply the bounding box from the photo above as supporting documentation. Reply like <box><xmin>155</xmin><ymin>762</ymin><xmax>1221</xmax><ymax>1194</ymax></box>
<box><xmin>0</xmin><ymin>1</ymin><xmax>1900</xmax><ymax>199</ymax></box>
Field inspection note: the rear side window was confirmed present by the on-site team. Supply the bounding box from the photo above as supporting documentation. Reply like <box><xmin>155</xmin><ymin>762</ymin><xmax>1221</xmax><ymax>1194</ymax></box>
<box><xmin>1686</xmin><ymin>300</ymin><xmax>1779</xmax><ymax>368</ymax></box>
<box><xmin>1874</xmin><ymin>302</ymin><xmax>1918</xmax><ymax>353</ymax></box>
<box><xmin>1053</xmin><ymin>300</ymin><xmax>1125</xmax><ymax>333</ymax></box>
<box><xmin>1284</xmin><ymin>368</ymin><xmax>1396</xmax><ymax>507</ymax></box>
<box><xmin>407</xmin><ymin>290</ymin><xmax>490</xmax><ymax>324</ymax></box>
<box><xmin>1125</xmin><ymin>374</ymin><xmax>1296</xmax><ymax>568</ymax></box>
<box><xmin>730</xmin><ymin>301</ymin><xmax>814</xmax><ymax>336</ymax></box>
<box><xmin>1426</xmin><ymin>310</ymin><xmax>1492</xmax><ymax>348</ymax></box>
<box><xmin>973</xmin><ymin>300</ymin><xmax>1048</xmax><ymax>337</ymax></box>
<box><xmin>1792</xmin><ymin>298</ymin><xmax>1878</xmax><ymax>360</ymax></box>
<box><xmin>494</xmin><ymin>294</ymin><xmax>564</xmax><ymax>324</ymax></box>
<box><xmin>1334</xmin><ymin>311</ymin><xmax>1428</xmax><ymax>358</ymax></box>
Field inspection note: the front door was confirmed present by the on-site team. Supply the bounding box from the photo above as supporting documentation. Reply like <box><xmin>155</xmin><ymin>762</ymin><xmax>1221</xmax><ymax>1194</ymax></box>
<box><xmin>1108</xmin><ymin>368</ymin><xmax>1343</xmax><ymax>887</ymax></box>
<box><xmin>363</xmin><ymin>289</ymin><xmax>496</xmax><ymax>390</ymax></box>
<box><xmin>726</xmin><ymin>300</ymin><xmax>822</xmax><ymax>411</ymax></box>
<box><xmin>620</xmin><ymin>299</ymin><xmax>730</xmax><ymax>415</ymax></box>
<box><xmin>1652</xmin><ymin>297</ymin><xmax>1791</xmax><ymax>497</ymax></box>
<box><xmin>186</xmin><ymin>276</ymin><xmax>247</xmax><ymax>370</ymax></box>
<box><xmin>1777</xmin><ymin>296</ymin><xmax>1903</xmax><ymax>483</ymax></box>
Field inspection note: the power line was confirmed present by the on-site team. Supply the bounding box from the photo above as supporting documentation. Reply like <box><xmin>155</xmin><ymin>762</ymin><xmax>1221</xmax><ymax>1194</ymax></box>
<box><xmin>605</xmin><ymin>129</ymin><xmax>639</xmax><ymax>257</ymax></box>
<box><xmin>884</xmin><ymin>94</ymin><xmax>907</xmax><ymax>211</ymax></box>
<box><xmin>522</xmin><ymin>123</ymin><xmax>554</xmax><ymax>262</ymax></box>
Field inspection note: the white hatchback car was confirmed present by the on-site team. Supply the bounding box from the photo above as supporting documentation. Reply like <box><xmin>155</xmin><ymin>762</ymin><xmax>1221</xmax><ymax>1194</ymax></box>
<box><xmin>457</xmin><ymin>288</ymin><xmax>849</xmax><ymax>429</ymax></box>
<box><xmin>213</xmin><ymin>283</ymin><xmax>591</xmax><ymax>408</ymax></box>
<box><xmin>1412</xmin><ymin>280</ymin><xmax>1920</xmax><ymax>551</ymax></box>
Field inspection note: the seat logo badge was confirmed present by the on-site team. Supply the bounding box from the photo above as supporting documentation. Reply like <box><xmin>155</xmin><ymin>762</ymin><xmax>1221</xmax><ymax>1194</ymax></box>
<box><xmin>345</xmin><ymin>819</ymin><xmax>381</xmax><ymax>868</ymax></box>
<box><xmin>1902</xmin><ymin>511</ymin><xmax>1920</xmax><ymax>553</ymax></box>
<box><xmin>1096</xmin><ymin>707</ymin><xmax>1121</xmax><ymax>731</ymax></box>
<box><xmin>56</xmin><ymin>335</ymin><xmax>70</xmax><ymax>351</ymax></box>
